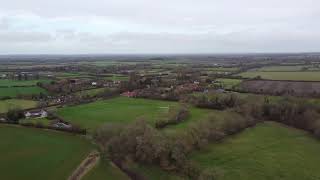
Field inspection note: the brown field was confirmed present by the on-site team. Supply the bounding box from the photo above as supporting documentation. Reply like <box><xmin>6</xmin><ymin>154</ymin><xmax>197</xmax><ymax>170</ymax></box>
<box><xmin>239</xmin><ymin>80</ymin><xmax>320</xmax><ymax>97</ymax></box>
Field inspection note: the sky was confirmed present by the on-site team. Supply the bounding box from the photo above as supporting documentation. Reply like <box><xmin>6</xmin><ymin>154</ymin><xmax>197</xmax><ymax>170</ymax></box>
<box><xmin>0</xmin><ymin>0</ymin><xmax>319</xmax><ymax>54</ymax></box>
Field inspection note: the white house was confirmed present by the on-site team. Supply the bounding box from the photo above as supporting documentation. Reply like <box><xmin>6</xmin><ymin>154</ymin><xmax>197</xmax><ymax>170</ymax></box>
<box><xmin>25</xmin><ymin>110</ymin><xmax>48</xmax><ymax>119</ymax></box>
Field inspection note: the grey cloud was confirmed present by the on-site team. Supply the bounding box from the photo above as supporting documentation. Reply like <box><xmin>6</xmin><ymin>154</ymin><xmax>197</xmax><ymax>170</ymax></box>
<box><xmin>0</xmin><ymin>0</ymin><xmax>319</xmax><ymax>54</ymax></box>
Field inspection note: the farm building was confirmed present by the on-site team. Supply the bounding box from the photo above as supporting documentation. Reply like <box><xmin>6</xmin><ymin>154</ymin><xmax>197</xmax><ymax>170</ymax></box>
<box><xmin>25</xmin><ymin>110</ymin><xmax>48</xmax><ymax>119</ymax></box>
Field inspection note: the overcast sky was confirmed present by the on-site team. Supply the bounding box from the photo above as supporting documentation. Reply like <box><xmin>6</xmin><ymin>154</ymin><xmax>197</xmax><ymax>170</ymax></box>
<box><xmin>0</xmin><ymin>0</ymin><xmax>319</xmax><ymax>54</ymax></box>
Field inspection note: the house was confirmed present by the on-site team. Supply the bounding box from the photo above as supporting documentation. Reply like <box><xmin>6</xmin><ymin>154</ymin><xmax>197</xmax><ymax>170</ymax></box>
<box><xmin>91</xmin><ymin>82</ymin><xmax>97</xmax><ymax>86</ymax></box>
<box><xmin>25</xmin><ymin>110</ymin><xmax>48</xmax><ymax>119</ymax></box>
<box><xmin>0</xmin><ymin>117</ymin><xmax>6</xmax><ymax>122</ymax></box>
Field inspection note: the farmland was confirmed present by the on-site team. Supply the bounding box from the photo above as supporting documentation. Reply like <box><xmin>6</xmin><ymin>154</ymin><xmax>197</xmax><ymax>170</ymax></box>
<box><xmin>190</xmin><ymin>122</ymin><xmax>320</xmax><ymax>180</ymax></box>
<box><xmin>75</xmin><ymin>88</ymin><xmax>107</xmax><ymax>98</ymax></box>
<box><xmin>83</xmin><ymin>160</ymin><xmax>129</xmax><ymax>180</ymax></box>
<box><xmin>56</xmin><ymin>96</ymin><xmax>213</xmax><ymax>132</ymax></box>
<box><xmin>0</xmin><ymin>86</ymin><xmax>47</xmax><ymax>97</ymax></box>
<box><xmin>215</xmin><ymin>78</ymin><xmax>242</xmax><ymax>89</ymax></box>
<box><xmin>0</xmin><ymin>99</ymin><xmax>38</xmax><ymax>113</ymax></box>
<box><xmin>256</xmin><ymin>65</ymin><xmax>312</xmax><ymax>72</ymax></box>
<box><xmin>0</xmin><ymin>79</ymin><xmax>51</xmax><ymax>86</ymax></box>
<box><xmin>0</xmin><ymin>125</ymin><xmax>93</xmax><ymax>180</ymax></box>
<box><xmin>239</xmin><ymin>80</ymin><xmax>320</xmax><ymax>97</ymax></box>
<box><xmin>238</xmin><ymin>71</ymin><xmax>320</xmax><ymax>81</ymax></box>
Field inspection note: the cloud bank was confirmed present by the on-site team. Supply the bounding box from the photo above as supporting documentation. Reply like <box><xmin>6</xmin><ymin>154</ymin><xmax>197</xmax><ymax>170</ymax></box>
<box><xmin>0</xmin><ymin>0</ymin><xmax>319</xmax><ymax>54</ymax></box>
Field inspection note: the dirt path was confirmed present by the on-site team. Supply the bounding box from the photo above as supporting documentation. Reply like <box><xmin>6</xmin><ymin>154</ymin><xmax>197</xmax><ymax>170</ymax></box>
<box><xmin>68</xmin><ymin>151</ymin><xmax>100</xmax><ymax>180</ymax></box>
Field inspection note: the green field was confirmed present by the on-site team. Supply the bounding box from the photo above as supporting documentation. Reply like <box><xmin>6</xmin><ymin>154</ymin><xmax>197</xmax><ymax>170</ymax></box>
<box><xmin>0</xmin><ymin>86</ymin><xmax>47</xmax><ymax>97</ymax></box>
<box><xmin>0</xmin><ymin>99</ymin><xmax>38</xmax><ymax>113</ymax></box>
<box><xmin>206</xmin><ymin>67</ymin><xmax>239</xmax><ymax>72</ymax></box>
<box><xmin>0</xmin><ymin>125</ymin><xmax>93</xmax><ymax>180</ymax></box>
<box><xmin>127</xmin><ymin>162</ymin><xmax>184</xmax><ymax>180</ymax></box>
<box><xmin>83</xmin><ymin>160</ymin><xmax>129</xmax><ymax>180</ymax></box>
<box><xmin>257</xmin><ymin>65</ymin><xmax>320</xmax><ymax>72</ymax></box>
<box><xmin>76</xmin><ymin>88</ymin><xmax>107</xmax><ymax>98</ymax></box>
<box><xmin>104</xmin><ymin>74</ymin><xmax>129</xmax><ymax>81</ymax></box>
<box><xmin>238</xmin><ymin>71</ymin><xmax>320</xmax><ymax>81</ymax></box>
<box><xmin>56</xmin><ymin>97</ymin><xmax>213</xmax><ymax>132</ymax></box>
<box><xmin>20</xmin><ymin>117</ymin><xmax>52</xmax><ymax>126</ymax></box>
<box><xmin>216</xmin><ymin>78</ymin><xmax>242</xmax><ymax>89</ymax></box>
<box><xmin>190</xmin><ymin>122</ymin><xmax>320</xmax><ymax>180</ymax></box>
<box><xmin>0</xmin><ymin>79</ymin><xmax>51</xmax><ymax>86</ymax></box>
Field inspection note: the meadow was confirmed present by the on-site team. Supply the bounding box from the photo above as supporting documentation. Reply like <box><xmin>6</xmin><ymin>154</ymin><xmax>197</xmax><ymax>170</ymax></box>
<box><xmin>190</xmin><ymin>122</ymin><xmax>320</xmax><ymax>180</ymax></box>
<box><xmin>0</xmin><ymin>86</ymin><xmax>47</xmax><ymax>97</ymax></box>
<box><xmin>216</xmin><ymin>78</ymin><xmax>242</xmax><ymax>89</ymax></box>
<box><xmin>0</xmin><ymin>125</ymin><xmax>93</xmax><ymax>180</ymax></box>
<box><xmin>238</xmin><ymin>71</ymin><xmax>320</xmax><ymax>81</ymax></box>
<box><xmin>0</xmin><ymin>79</ymin><xmax>51</xmax><ymax>87</ymax></box>
<box><xmin>256</xmin><ymin>65</ymin><xmax>320</xmax><ymax>72</ymax></box>
<box><xmin>83</xmin><ymin>160</ymin><xmax>129</xmax><ymax>180</ymax></box>
<box><xmin>75</xmin><ymin>88</ymin><xmax>107</xmax><ymax>98</ymax></box>
<box><xmin>56</xmin><ymin>96</ymin><xmax>214</xmax><ymax>132</ymax></box>
<box><xmin>0</xmin><ymin>99</ymin><xmax>38</xmax><ymax>113</ymax></box>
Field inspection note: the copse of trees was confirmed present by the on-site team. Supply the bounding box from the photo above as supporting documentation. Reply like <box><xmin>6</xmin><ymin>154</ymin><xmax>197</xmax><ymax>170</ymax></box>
<box><xmin>6</xmin><ymin>108</ymin><xmax>24</xmax><ymax>123</ymax></box>
<box><xmin>94</xmin><ymin>110</ymin><xmax>258</xmax><ymax>179</ymax></box>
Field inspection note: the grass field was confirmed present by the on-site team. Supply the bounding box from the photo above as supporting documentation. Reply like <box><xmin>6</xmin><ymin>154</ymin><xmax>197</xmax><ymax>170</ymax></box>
<box><xmin>127</xmin><ymin>162</ymin><xmax>184</xmax><ymax>180</ymax></box>
<box><xmin>256</xmin><ymin>65</ymin><xmax>320</xmax><ymax>72</ymax></box>
<box><xmin>190</xmin><ymin>122</ymin><xmax>320</xmax><ymax>180</ymax></box>
<box><xmin>0</xmin><ymin>125</ymin><xmax>93</xmax><ymax>180</ymax></box>
<box><xmin>0</xmin><ymin>99</ymin><xmax>38</xmax><ymax>113</ymax></box>
<box><xmin>104</xmin><ymin>74</ymin><xmax>129</xmax><ymax>81</ymax></box>
<box><xmin>0</xmin><ymin>79</ymin><xmax>51</xmax><ymax>86</ymax></box>
<box><xmin>20</xmin><ymin>117</ymin><xmax>52</xmax><ymax>126</ymax></box>
<box><xmin>75</xmin><ymin>88</ymin><xmax>107</xmax><ymax>98</ymax></box>
<box><xmin>56</xmin><ymin>97</ymin><xmax>213</xmax><ymax>132</ymax></box>
<box><xmin>216</xmin><ymin>78</ymin><xmax>242</xmax><ymax>89</ymax></box>
<box><xmin>83</xmin><ymin>160</ymin><xmax>129</xmax><ymax>180</ymax></box>
<box><xmin>238</xmin><ymin>71</ymin><xmax>320</xmax><ymax>81</ymax></box>
<box><xmin>0</xmin><ymin>86</ymin><xmax>47</xmax><ymax>97</ymax></box>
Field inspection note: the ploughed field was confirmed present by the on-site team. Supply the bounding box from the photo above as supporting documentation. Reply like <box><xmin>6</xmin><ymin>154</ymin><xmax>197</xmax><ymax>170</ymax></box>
<box><xmin>239</xmin><ymin>80</ymin><xmax>320</xmax><ymax>97</ymax></box>
<box><xmin>0</xmin><ymin>125</ymin><xmax>93</xmax><ymax>180</ymax></box>
<box><xmin>190</xmin><ymin>122</ymin><xmax>320</xmax><ymax>180</ymax></box>
<box><xmin>56</xmin><ymin>96</ymin><xmax>213</xmax><ymax>132</ymax></box>
<box><xmin>0</xmin><ymin>99</ymin><xmax>38</xmax><ymax>113</ymax></box>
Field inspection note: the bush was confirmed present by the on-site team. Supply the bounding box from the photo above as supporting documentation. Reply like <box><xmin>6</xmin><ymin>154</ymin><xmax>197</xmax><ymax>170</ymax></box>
<box><xmin>6</xmin><ymin>109</ymin><xmax>24</xmax><ymax>123</ymax></box>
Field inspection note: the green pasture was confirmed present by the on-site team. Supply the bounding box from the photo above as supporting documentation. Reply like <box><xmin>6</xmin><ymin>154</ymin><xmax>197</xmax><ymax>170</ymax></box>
<box><xmin>56</xmin><ymin>97</ymin><xmax>213</xmax><ymax>132</ymax></box>
<box><xmin>238</xmin><ymin>71</ymin><xmax>320</xmax><ymax>81</ymax></box>
<box><xmin>215</xmin><ymin>78</ymin><xmax>242</xmax><ymax>89</ymax></box>
<box><xmin>190</xmin><ymin>122</ymin><xmax>320</xmax><ymax>180</ymax></box>
<box><xmin>83</xmin><ymin>160</ymin><xmax>129</xmax><ymax>180</ymax></box>
<box><xmin>0</xmin><ymin>86</ymin><xmax>47</xmax><ymax>97</ymax></box>
<box><xmin>0</xmin><ymin>99</ymin><xmax>38</xmax><ymax>113</ymax></box>
<box><xmin>0</xmin><ymin>125</ymin><xmax>93</xmax><ymax>180</ymax></box>
<box><xmin>0</xmin><ymin>79</ymin><xmax>51</xmax><ymax>86</ymax></box>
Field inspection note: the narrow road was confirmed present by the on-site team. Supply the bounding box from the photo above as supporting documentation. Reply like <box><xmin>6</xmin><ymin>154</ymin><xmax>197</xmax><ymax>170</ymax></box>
<box><xmin>68</xmin><ymin>151</ymin><xmax>100</xmax><ymax>180</ymax></box>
